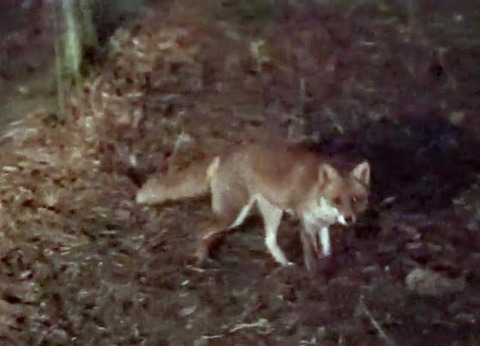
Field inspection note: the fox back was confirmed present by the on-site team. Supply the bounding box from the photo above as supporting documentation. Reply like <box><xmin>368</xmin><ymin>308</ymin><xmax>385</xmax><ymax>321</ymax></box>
<box><xmin>220</xmin><ymin>144</ymin><xmax>370</xmax><ymax>224</ymax></box>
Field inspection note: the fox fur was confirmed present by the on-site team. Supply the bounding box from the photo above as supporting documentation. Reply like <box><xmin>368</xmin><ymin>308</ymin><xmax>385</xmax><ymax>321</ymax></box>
<box><xmin>136</xmin><ymin>142</ymin><xmax>370</xmax><ymax>271</ymax></box>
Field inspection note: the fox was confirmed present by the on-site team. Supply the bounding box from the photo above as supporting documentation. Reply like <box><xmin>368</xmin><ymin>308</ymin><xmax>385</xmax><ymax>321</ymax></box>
<box><xmin>136</xmin><ymin>142</ymin><xmax>371</xmax><ymax>271</ymax></box>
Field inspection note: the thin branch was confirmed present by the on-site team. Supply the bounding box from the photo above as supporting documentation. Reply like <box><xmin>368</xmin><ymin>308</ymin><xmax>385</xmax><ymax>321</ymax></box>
<box><xmin>358</xmin><ymin>295</ymin><xmax>397</xmax><ymax>346</ymax></box>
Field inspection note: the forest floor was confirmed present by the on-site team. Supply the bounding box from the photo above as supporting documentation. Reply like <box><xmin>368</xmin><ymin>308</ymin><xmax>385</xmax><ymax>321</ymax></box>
<box><xmin>0</xmin><ymin>1</ymin><xmax>479</xmax><ymax>345</ymax></box>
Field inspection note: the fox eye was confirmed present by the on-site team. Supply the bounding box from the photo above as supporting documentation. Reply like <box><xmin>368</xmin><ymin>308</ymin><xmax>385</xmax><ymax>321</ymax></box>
<box><xmin>332</xmin><ymin>196</ymin><xmax>341</xmax><ymax>205</ymax></box>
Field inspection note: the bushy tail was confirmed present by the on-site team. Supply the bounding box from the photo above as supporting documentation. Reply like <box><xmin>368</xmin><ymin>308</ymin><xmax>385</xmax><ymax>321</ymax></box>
<box><xmin>135</xmin><ymin>157</ymin><xmax>220</xmax><ymax>205</ymax></box>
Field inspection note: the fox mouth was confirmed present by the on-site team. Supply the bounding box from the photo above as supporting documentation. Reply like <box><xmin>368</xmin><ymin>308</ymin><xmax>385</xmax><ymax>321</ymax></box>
<box><xmin>314</xmin><ymin>198</ymin><xmax>356</xmax><ymax>226</ymax></box>
<box><xmin>338</xmin><ymin>214</ymin><xmax>356</xmax><ymax>226</ymax></box>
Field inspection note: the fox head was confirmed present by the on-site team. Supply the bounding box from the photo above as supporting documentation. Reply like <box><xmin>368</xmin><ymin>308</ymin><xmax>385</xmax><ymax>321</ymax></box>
<box><xmin>312</xmin><ymin>161</ymin><xmax>370</xmax><ymax>226</ymax></box>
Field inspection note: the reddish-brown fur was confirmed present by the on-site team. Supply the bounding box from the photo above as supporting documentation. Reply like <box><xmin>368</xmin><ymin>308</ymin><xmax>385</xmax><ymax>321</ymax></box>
<box><xmin>136</xmin><ymin>142</ymin><xmax>370</xmax><ymax>270</ymax></box>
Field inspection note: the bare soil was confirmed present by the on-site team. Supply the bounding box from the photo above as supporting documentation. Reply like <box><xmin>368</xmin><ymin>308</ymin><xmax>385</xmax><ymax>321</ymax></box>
<box><xmin>0</xmin><ymin>1</ymin><xmax>479</xmax><ymax>345</ymax></box>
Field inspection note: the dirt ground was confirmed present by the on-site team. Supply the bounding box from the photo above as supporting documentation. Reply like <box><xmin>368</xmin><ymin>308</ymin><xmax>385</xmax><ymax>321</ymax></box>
<box><xmin>0</xmin><ymin>1</ymin><xmax>479</xmax><ymax>345</ymax></box>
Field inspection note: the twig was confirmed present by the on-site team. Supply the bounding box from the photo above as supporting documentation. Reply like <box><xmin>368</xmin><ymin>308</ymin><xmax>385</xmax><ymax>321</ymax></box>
<box><xmin>358</xmin><ymin>296</ymin><xmax>397</xmax><ymax>346</ymax></box>
<box><xmin>89</xmin><ymin>76</ymin><xmax>102</xmax><ymax>118</ymax></box>
<box><xmin>229</xmin><ymin>318</ymin><xmax>273</xmax><ymax>335</ymax></box>
<box><xmin>201</xmin><ymin>318</ymin><xmax>273</xmax><ymax>341</ymax></box>
<box><xmin>299</xmin><ymin>77</ymin><xmax>306</xmax><ymax>115</ymax></box>
<box><xmin>168</xmin><ymin>131</ymin><xmax>192</xmax><ymax>174</ymax></box>
<box><xmin>184</xmin><ymin>264</ymin><xmax>207</xmax><ymax>273</ymax></box>
<box><xmin>201</xmin><ymin>334</ymin><xmax>224</xmax><ymax>340</ymax></box>
<box><xmin>324</xmin><ymin>106</ymin><xmax>344</xmax><ymax>134</ymax></box>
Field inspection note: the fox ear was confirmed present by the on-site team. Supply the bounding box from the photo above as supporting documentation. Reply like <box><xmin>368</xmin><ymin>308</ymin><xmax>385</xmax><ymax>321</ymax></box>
<box><xmin>351</xmin><ymin>161</ymin><xmax>370</xmax><ymax>186</ymax></box>
<box><xmin>318</xmin><ymin>163</ymin><xmax>340</xmax><ymax>187</ymax></box>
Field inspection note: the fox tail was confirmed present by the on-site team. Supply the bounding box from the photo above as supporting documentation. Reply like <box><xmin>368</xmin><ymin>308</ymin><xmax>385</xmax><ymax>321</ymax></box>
<box><xmin>136</xmin><ymin>157</ymin><xmax>220</xmax><ymax>205</ymax></box>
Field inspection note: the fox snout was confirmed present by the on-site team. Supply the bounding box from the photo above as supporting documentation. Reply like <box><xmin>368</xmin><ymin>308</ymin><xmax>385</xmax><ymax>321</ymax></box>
<box><xmin>339</xmin><ymin>214</ymin><xmax>355</xmax><ymax>225</ymax></box>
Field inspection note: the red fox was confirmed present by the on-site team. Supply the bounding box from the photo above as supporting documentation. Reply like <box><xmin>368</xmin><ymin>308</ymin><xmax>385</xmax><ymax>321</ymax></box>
<box><xmin>136</xmin><ymin>142</ymin><xmax>370</xmax><ymax>271</ymax></box>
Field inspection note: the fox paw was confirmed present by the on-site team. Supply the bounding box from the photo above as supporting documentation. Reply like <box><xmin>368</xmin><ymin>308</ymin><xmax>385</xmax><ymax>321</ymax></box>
<box><xmin>281</xmin><ymin>261</ymin><xmax>295</xmax><ymax>267</ymax></box>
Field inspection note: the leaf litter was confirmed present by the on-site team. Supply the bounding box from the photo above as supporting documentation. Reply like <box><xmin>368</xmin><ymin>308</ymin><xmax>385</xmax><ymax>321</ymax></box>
<box><xmin>0</xmin><ymin>1</ymin><xmax>479</xmax><ymax>345</ymax></box>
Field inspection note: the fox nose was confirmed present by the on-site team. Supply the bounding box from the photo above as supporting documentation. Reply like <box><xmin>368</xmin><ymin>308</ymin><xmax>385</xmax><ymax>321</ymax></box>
<box><xmin>344</xmin><ymin>215</ymin><xmax>355</xmax><ymax>224</ymax></box>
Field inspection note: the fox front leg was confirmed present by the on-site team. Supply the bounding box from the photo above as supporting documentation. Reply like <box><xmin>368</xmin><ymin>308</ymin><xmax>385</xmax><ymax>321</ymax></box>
<box><xmin>319</xmin><ymin>226</ymin><xmax>331</xmax><ymax>257</ymax></box>
<box><xmin>257</xmin><ymin>197</ymin><xmax>293</xmax><ymax>266</ymax></box>
<box><xmin>300</xmin><ymin>229</ymin><xmax>315</xmax><ymax>271</ymax></box>
<box><xmin>300</xmin><ymin>220</ymin><xmax>323</xmax><ymax>271</ymax></box>
<box><xmin>301</xmin><ymin>221</ymin><xmax>332</xmax><ymax>271</ymax></box>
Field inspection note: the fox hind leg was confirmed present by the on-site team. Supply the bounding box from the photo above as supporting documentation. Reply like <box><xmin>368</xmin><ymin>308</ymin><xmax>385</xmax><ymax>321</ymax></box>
<box><xmin>195</xmin><ymin>217</ymin><xmax>232</xmax><ymax>264</ymax></box>
<box><xmin>195</xmin><ymin>181</ymin><xmax>251</xmax><ymax>264</ymax></box>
